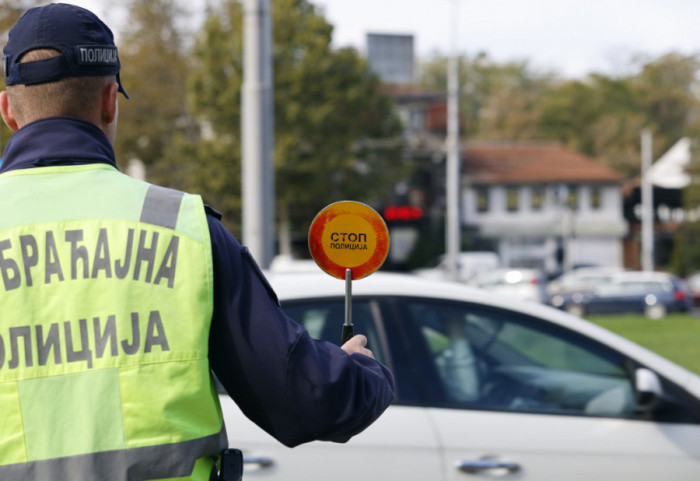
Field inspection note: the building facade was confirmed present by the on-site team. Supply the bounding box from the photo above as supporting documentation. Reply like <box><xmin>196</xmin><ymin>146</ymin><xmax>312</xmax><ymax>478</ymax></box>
<box><xmin>365</xmin><ymin>33</ymin><xmax>628</xmax><ymax>274</ymax></box>
<box><xmin>462</xmin><ymin>143</ymin><xmax>628</xmax><ymax>273</ymax></box>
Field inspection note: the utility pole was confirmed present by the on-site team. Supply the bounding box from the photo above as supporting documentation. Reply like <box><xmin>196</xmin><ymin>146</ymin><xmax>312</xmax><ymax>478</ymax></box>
<box><xmin>242</xmin><ymin>0</ymin><xmax>275</xmax><ymax>268</ymax></box>
<box><xmin>641</xmin><ymin>130</ymin><xmax>654</xmax><ymax>272</ymax></box>
<box><xmin>445</xmin><ymin>0</ymin><xmax>461</xmax><ymax>281</ymax></box>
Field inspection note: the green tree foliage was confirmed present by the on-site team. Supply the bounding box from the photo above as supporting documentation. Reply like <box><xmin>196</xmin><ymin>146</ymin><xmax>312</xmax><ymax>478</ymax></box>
<box><xmin>475</xmin><ymin>73</ymin><xmax>551</xmax><ymax>141</ymax></box>
<box><xmin>0</xmin><ymin>0</ymin><xmax>37</xmax><ymax>35</ymax></box>
<box><xmin>420</xmin><ymin>51</ymin><xmax>700</xmax><ymax>181</ymax></box>
<box><xmin>186</xmin><ymin>0</ymin><xmax>403</xmax><ymax>237</ymax></box>
<box><xmin>0</xmin><ymin>0</ymin><xmax>44</xmax><ymax>152</ymax></box>
<box><xmin>539</xmin><ymin>54</ymin><xmax>700</xmax><ymax>178</ymax></box>
<box><xmin>114</xmin><ymin>0</ymin><xmax>193</xmax><ymax>173</ymax></box>
<box><xmin>538</xmin><ymin>74</ymin><xmax>646</xmax><ymax>177</ymax></box>
<box><xmin>419</xmin><ymin>53</ymin><xmax>554</xmax><ymax>139</ymax></box>
<box><xmin>631</xmin><ymin>53</ymin><xmax>700</xmax><ymax>153</ymax></box>
<box><xmin>162</xmin><ymin>0</ymin><xmax>244</xmax><ymax>231</ymax></box>
<box><xmin>671</xmin><ymin>141</ymin><xmax>700</xmax><ymax>275</ymax></box>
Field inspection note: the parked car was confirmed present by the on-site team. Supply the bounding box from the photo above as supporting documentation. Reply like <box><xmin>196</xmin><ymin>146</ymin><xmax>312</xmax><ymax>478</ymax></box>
<box><xmin>219</xmin><ymin>271</ymin><xmax>700</xmax><ymax>481</ymax></box>
<box><xmin>686</xmin><ymin>271</ymin><xmax>700</xmax><ymax>309</ymax></box>
<box><xmin>557</xmin><ymin>271</ymin><xmax>691</xmax><ymax>319</ymax></box>
<box><xmin>545</xmin><ymin>263</ymin><xmax>604</xmax><ymax>283</ymax></box>
<box><xmin>413</xmin><ymin>251</ymin><xmax>500</xmax><ymax>283</ymax></box>
<box><xmin>548</xmin><ymin>266</ymin><xmax>625</xmax><ymax>313</ymax></box>
<box><xmin>548</xmin><ymin>266</ymin><xmax>624</xmax><ymax>297</ymax></box>
<box><xmin>468</xmin><ymin>268</ymin><xmax>548</xmax><ymax>303</ymax></box>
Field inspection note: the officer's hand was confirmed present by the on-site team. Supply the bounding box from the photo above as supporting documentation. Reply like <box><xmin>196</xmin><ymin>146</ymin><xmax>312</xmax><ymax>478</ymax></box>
<box><xmin>341</xmin><ymin>334</ymin><xmax>375</xmax><ymax>359</ymax></box>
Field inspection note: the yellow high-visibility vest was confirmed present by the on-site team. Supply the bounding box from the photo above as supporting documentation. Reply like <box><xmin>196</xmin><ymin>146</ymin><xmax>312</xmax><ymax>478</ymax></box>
<box><xmin>0</xmin><ymin>163</ymin><xmax>226</xmax><ymax>480</ymax></box>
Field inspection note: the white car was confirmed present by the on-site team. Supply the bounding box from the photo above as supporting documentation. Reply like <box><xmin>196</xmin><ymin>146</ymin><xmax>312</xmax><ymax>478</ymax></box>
<box><xmin>413</xmin><ymin>251</ymin><xmax>500</xmax><ymax>283</ymax></box>
<box><xmin>219</xmin><ymin>271</ymin><xmax>700</xmax><ymax>481</ymax></box>
<box><xmin>468</xmin><ymin>268</ymin><xmax>548</xmax><ymax>303</ymax></box>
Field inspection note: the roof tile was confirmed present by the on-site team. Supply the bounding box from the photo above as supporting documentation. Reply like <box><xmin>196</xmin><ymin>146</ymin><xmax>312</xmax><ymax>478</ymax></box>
<box><xmin>463</xmin><ymin>142</ymin><xmax>622</xmax><ymax>184</ymax></box>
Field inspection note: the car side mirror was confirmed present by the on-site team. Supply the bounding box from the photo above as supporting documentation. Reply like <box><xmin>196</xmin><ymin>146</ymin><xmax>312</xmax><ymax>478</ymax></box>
<box><xmin>635</xmin><ymin>367</ymin><xmax>667</xmax><ymax>412</ymax></box>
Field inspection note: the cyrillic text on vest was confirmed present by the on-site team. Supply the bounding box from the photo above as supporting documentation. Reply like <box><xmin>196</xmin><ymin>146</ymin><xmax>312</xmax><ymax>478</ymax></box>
<box><xmin>0</xmin><ymin>310</ymin><xmax>170</xmax><ymax>370</ymax></box>
<box><xmin>0</xmin><ymin>227</ymin><xmax>179</xmax><ymax>291</ymax></box>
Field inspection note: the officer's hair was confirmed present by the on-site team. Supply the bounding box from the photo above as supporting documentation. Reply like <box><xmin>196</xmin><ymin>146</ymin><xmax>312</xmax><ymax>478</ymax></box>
<box><xmin>6</xmin><ymin>49</ymin><xmax>115</xmax><ymax>125</ymax></box>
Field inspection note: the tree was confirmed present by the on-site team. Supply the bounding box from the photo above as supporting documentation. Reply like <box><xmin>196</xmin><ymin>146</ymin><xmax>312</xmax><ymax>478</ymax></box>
<box><xmin>538</xmin><ymin>54</ymin><xmax>700</xmax><ymax>178</ymax></box>
<box><xmin>475</xmin><ymin>78</ymin><xmax>548</xmax><ymax>141</ymax></box>
<box><xmin>0</xmin><ymin>0</ymin><xmax>37</xmax><ymax>35</ymax></box>
<box><xmin>185</xmin><ymin>0</ymin><xmax>404</xmax><ymax>242</ymax></box>
<box><xmin>114</xmin><ymin>0</ymin><xmax>194</xmax><ymax>174</ymax></box>
<box><xmin>419</xmin><ymin>52</ymin><xmax>555</xmax><ymax>140</ymax></box>
<box><xmin>0</xmin><ymin>0</ymin><xmax>44</xmax><ymax>153</ymax></box>
<box><xmin>538</xmin><ymin>74</ymin><xmax>646</xmax><ymax>177</ymax></box>
<box><xmin>671</xmin><ymin>140</ymin><xmax>700</xmax><ymax>275</ymax></box>
<box><xmin>631</xmin><ymin>53</ymin><xmax>700</xmax><ymax>155</ymax></box>
<box><xmin>419</xmin><ymin>50</ymin><xmax>700</xmax><ymax>181</ymax></box>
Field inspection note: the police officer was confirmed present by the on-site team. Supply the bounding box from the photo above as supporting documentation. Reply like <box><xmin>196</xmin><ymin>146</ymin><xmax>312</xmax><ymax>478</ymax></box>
<box><xmin>0</xmin><ymin>4</ymin><xmax>394</xmax><ymax>481</ymax></box>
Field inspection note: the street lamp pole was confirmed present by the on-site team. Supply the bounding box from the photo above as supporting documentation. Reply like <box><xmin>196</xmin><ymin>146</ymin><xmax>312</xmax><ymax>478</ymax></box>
<box><xmin>445</xmin><ymin>0</ymin><xmax>461</xmax><ymax>281</ymax></box>
<box><xmin>641</xmin><ymin>130</ymin><xmax>654</xmax><ymax>272</ymax></box>
<box><xmin>242</xmin><ymin>0</ymin><xmax>276</xmax><ymax>268</ymax></box>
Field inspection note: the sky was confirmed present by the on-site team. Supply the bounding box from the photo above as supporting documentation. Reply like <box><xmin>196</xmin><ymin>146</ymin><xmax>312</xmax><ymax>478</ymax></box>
<box><xmin>314</xmin><ymin>0</ymin><xmax>700</xmax><ymax>78</ymax></box>
<box><xmin>67</xmin><ymin>0</ymin><xmax>700</xmax><ymax>79</ymax></box>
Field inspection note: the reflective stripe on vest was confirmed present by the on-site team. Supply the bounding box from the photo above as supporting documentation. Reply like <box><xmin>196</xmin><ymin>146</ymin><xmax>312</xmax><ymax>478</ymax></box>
<box><xmin>0</xmin><ymin>164</ymin><xmax>225</xmax><ymax>481</ymax></box>
<box><xmin>0</xmin><ymin>428</ymin><xmax>226</xmax><ymax>481</ymax></box>
<box><xmin>141</xmin><ymin>185</ymin><xmax>185</xmax><ymax>230</ymax></box>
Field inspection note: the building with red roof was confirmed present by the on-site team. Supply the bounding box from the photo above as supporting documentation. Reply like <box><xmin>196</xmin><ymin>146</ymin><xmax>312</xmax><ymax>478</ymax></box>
<box><xmin>460</xmin><ymin>142</ymin><xmax>627</xmax><ymax>271</ymax></box>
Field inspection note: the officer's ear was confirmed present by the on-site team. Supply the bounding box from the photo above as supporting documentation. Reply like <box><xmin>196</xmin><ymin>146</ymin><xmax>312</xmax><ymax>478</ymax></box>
<box><xmin>0</xmin><ymin>91</ymin><xmax>20</xmax><ymax>131</ymax></box>
<box><xmin>101</xmin><ymin>81</ymin><xmax>119</xmax><ymax>125</ymax></box>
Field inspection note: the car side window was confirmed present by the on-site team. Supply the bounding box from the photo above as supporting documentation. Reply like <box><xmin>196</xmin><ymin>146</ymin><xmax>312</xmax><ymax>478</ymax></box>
<box><xmin>407</xmin><ymin>300</ymin><xmax>638</xmax><ymax>417</ymax></box>
<box><xmin>282</xmin><ymin>299</ymin><xmax>387</xmax><ymax>366</ymax></box>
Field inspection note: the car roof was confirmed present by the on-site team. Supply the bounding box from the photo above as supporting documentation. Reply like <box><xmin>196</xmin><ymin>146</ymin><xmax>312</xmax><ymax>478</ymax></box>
<box><xmin>264</xmin><ymin>270</ymin><xmax>700</xmax><ymax>393</ymax></box>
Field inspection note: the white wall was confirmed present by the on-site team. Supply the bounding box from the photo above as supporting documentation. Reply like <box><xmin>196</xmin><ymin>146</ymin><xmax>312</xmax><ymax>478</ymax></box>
<box><xmin>463</xmin><ymin>183</ymin><xmax>627</xmax><ymax>270</ymax></box>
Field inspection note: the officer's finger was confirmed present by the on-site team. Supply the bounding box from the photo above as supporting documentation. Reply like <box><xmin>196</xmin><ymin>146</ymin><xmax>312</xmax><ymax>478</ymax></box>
<box><xmin>341</xmin><ymin>334</ymin><xmax>375</xmax><ymax>359</ymax></box>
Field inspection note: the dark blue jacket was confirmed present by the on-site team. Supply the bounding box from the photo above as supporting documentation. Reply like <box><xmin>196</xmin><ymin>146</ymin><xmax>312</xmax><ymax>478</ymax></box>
<box><xmin>1</xmin><ymin>116</ymin><xmax>395</xmax><ymax>447</ymax></box>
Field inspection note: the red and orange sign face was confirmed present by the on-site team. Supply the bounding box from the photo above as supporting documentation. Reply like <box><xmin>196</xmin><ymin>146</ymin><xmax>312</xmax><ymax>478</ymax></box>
<box><xmin>309</xmin><ymin>201</ymin><xmax>390</xmax><ymax>280</ymax></box>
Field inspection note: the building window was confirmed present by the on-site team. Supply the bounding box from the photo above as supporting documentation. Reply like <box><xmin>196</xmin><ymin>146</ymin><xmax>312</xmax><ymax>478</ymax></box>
<box><xmin>476</xmin><ymin>188</ymin><xmax>489</xmax><ymax>213</ymax></box>
<box><xmin>506</xmin><ymin>186</ymin><xmax>519</xmax><ymax>212</ymax></box>
<box><xmin>531</xmin><ymin>187</ymin><xmax>544</xmax><ymax>211</ymax></box>
<box><xmin>590</xmin><ymin>187</ymin><xmax>602</xmax><ymax>210</ymax></box>
<box><xmin>567</xmin><ymin>185</ymin><xmax>579</xmax><ymax>210</ymax></box>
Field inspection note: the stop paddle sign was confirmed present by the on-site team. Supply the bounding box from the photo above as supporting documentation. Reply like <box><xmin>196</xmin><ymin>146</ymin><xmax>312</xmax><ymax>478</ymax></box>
<box><xmin>309</xmin><ymin>200</ymin><xmax>389</xmax><ymax>280</ymax></box>
<box><xmin>308</xmin><ymin>201</ymin><xmax>390</xmax><ymax>343</ymax></box>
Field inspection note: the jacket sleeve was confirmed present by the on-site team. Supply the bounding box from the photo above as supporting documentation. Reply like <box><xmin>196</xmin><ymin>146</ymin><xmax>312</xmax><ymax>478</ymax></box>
<box><xmin>206</xmin><ymin>214</ymin><xmax>395</xmax><ymax>447</ymax></box>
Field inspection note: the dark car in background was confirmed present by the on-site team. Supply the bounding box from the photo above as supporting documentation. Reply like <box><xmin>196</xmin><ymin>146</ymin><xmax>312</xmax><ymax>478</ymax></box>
<box><xmin>555</xmin><ymin>271</ymin><xmax>691</xmax><ymax>319</ymax></box>
<box><xmin>548</xmin><ymin>267</ymin><xmax>624</xmax><ymax>313</ymax></box>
